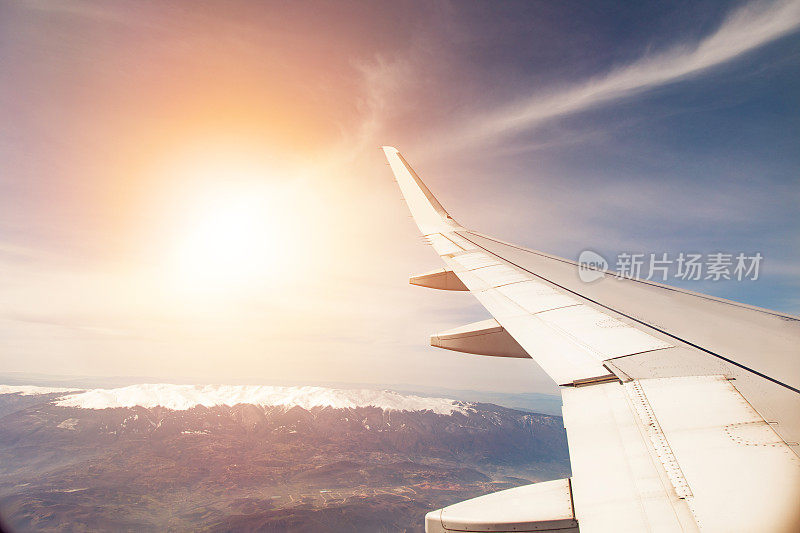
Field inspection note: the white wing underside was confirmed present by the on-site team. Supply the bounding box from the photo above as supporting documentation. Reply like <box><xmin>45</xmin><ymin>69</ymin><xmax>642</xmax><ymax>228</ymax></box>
<box><xmin>383</xmin><ymin>146</ymin><xmax>800</xmax><ymax>532</ymax></box>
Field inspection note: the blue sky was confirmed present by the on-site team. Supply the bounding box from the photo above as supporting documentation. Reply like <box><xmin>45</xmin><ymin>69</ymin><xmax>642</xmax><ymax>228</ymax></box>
<box><xmin>0</xmin><ymin>0</ymin><xmax>798</xmax><ymax>394</ymax></box>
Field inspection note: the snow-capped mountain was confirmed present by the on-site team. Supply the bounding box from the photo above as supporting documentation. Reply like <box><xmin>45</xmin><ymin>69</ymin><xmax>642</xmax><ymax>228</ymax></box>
<box><xmin>0</xmin><ymin>383</ymin><xmax>570</xmax><ymax>532</ymax></box>
<box><xmin>1</xmin><ymin>383</ymin><xmax>468</xmax><ymax>414</ymax></box>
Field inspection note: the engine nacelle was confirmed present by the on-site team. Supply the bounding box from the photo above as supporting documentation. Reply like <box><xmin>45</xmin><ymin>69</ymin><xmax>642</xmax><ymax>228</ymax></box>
<box><xmin>425</xmin><ymin>478</ymin><xmax>579</xmax><ymax>532</ymax></box>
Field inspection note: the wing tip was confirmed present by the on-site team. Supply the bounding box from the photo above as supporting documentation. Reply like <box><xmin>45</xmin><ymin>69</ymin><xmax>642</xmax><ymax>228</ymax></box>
<box><xmin>381</xmin><ymin>145</ymin><xmax>399</xmax><ymax>156</ymax></box>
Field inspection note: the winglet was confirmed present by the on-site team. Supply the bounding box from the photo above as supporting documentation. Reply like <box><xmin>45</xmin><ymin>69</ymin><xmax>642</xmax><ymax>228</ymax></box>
<box><xmin>382</xmin><ymin>146</ymin><xmax>461</xmax><ymax>235</ymax></box>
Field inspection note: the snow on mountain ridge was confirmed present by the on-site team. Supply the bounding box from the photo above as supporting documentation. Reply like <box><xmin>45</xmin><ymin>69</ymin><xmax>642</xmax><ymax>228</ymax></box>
<box><xmin>1</xmin><ymin>383</ymin><xmax>469</xmax><ymax>415</ymax></box>
<box><xmin>0</xmin><ymin>385</ymin><xmax>82</xmax><ymax>396</ymax></box>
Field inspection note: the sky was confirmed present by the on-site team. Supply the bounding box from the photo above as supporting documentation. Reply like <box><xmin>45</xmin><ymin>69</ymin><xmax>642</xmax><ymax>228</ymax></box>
<box><xmin>0</xmin><ymin>0</ymin><xmax>798</xmax><ymax>395</ymax></box>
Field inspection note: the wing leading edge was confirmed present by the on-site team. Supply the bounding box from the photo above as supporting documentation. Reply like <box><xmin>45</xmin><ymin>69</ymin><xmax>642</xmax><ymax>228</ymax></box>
<box><xmin>383</xmin><ymin>146</ymin><xmax>800</xmax><ymax>533</ymax></box>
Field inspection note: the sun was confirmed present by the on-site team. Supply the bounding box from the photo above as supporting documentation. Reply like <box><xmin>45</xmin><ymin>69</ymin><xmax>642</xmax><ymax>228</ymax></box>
<box><xmin>149</xmin><ymin>144</ymin><xmax>323</xmax><ymax>296</ymax></box>
<box><xmin>170</xmin><ymin>188</ymin><xmax>289</xmax><ymax>293</ymax></box>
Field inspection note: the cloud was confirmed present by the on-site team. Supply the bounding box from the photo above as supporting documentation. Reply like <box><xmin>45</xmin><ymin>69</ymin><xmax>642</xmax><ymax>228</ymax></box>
<box><xmin>459</xmin><ymin>0</ymin><xmax>800</xmax><ymax>146</ymax></box>
<box><xmin>20</xmin><ymin>0</ymin><xmax>134</xmax><ymax>24</ymax></box>
<box><xmin>351</xmin><ymin>54</ymin><xmax>412</xmax><ymax>151</ymax></box>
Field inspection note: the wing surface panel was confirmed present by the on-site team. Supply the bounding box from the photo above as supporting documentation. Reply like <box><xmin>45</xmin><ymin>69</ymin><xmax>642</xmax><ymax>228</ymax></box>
<box><xmin>460</xmin><ymin>231</ymin><xmax>800</xmax><ymax>392</ymax></box>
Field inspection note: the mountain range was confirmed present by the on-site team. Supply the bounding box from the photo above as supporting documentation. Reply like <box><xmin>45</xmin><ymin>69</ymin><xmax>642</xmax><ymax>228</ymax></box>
<box><xmin>0</xmin><ymin>384</ymin><xmax>570</xmax><ymax>532</ymax></box>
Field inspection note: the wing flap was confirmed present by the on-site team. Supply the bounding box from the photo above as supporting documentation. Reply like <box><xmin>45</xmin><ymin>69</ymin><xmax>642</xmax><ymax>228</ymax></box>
<box><xmin>564</xmin><ymin>375</ymin><xmax>800</xmax><ymax>532</ymax></box>
<box><xmin>635</xmin><ymin>376</ymin><xmax>800</xmax><ymax>532</ymax></box>
<box><xmin>562</xmin><ymin>380</ymin><xmax>698</xmax><ymax>532</ymax></box>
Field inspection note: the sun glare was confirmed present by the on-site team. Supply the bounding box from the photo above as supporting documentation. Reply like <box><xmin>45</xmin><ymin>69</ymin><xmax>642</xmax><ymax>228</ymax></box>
<box><xmin>149</xmin><ymin>144</ymin><xmax>324</xmax><ymax>297</ymax></box>
<box><xmin>174</xmin><ymin>195</ymin><xmax>281</xmax><ymax>289</ymax></box>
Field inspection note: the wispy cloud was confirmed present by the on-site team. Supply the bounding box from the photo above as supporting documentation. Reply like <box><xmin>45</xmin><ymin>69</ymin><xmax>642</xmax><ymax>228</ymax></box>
<box><xmin>20</xmin><ymin>0</ymin><xmax>134</xmax><ymax>24</ymax></box>
<box><xmin>459</xmin><ymin>0</ymin><xmax>800</xmax><ymax>146</ymax></box>
<box><xmin>351</xmin><ymin>55</ymin><xmax>412</xmax><ymax>153</ymax></box>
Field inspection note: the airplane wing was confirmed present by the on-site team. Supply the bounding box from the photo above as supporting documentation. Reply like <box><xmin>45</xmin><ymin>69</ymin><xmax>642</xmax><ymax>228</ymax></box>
<box><xmin>382</xmin><ymin>146</ymin><xmax>800</xmax><ymax>533</ymax></box>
